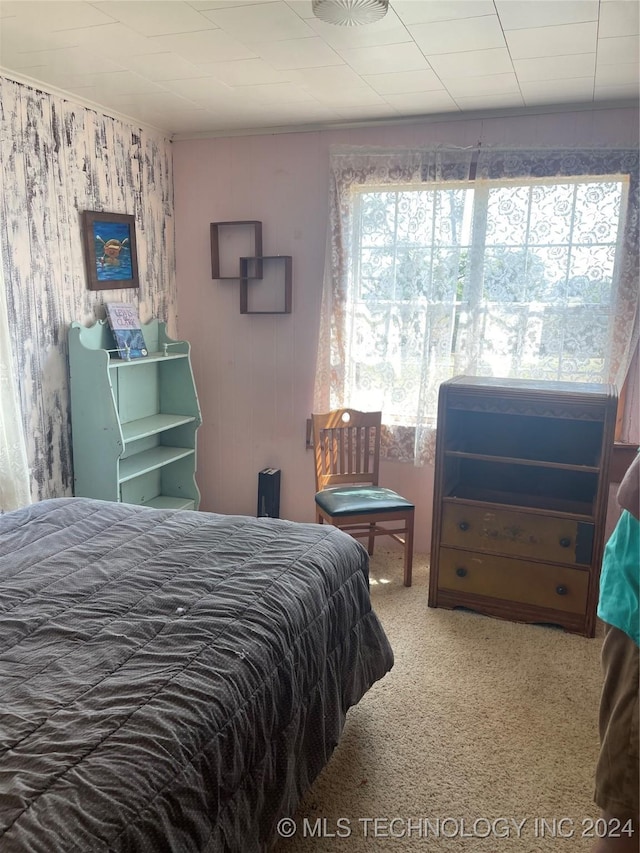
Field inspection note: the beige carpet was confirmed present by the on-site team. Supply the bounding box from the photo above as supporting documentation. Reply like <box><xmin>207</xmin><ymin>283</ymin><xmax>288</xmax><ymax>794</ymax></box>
<box><xmin>273</xmin><ymin>547</ymin><xmax>605</xmax><ymax>852</ymax></box>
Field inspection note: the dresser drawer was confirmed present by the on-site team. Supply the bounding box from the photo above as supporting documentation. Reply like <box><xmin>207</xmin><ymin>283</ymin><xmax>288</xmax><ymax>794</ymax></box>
<box><xmin>437</xmin><ymin>547</ymin><xmax>590</xmax><ymax>614</ymax></box>
<box><xmin>441</xmin><ymin>502</ymin><xmax>594</xmax><ymax>565</ymax></box>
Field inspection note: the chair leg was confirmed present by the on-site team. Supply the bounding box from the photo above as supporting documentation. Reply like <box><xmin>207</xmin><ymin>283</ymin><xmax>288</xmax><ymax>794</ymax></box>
<box><xmin>367</xmin><ymin>522</ymin><xmax>375</xmax><ymax>555</ymax></box>
<box><xmin>403</xmin><ymin>512</ymin><xmax>414</xmax><ymax>587</ymax></box>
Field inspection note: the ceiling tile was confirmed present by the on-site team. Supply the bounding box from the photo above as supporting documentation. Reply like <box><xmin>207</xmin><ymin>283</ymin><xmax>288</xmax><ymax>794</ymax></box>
<box><xmin>362</xmin><ymin>69</ymin><xmax>444</xmax><ymax>95</ymax></box>
<box><xmin>454</xmin><ymin>93</ymin><xmax>526</xmax><ymax>110</ymax></box>
<box><xmin>273</xmin><ymin>101</ymin><xmax>338</xmax><ymax>124</ymax></box>
<box><xmin>125</xmin><ymin>53</ymin><xmax>207</xmax><ymax>82</ymax></box>
<box><xmin>1</xmin><ymin>1</ymin><xmax>117</xmax><ymax>30</ymax></box>
<box><xmin>226</xmin><ymin>80</ymin><xmax>318</xmax><ymax>103</ymax></box>
<box><xmin>3</xmin><ymin>64</ymin><xmax>50</xmax><ymax>80</ymax></box>
<box><xmin>92</xmin><ymin>1</ymin><xmax>214</xmax><ymax>37</ymax></box>
<box><xmin>190</xmin><ymin>1</ymin><xmax>283</xmax><ymax>12</ymax></box>
<box><xmin>443</xmin><ymin>72</ymin><xmax>521</xmax><ymax>97</ymax></box>
<box><xmin>144</xmin><ymin>112</ymin><xmax>218</xmax><ymax>134</ymax></box>
<box><xmin>519</xmin><ymin>77</ymin><xmax>595</xmax><ymax>104</ymax></box>
<box><xmin>255</xmin><ymin>37</ymin><xmax>342</xmax><ymax>69</ymax></box>
<box><xmin>191</xmin><ymin>91</ymin><xmax>276</xmax><ymax>113</ymax></box>
<box><xmin>245</xmin><ymin>100</ymin><xmax>340</xmax><ymax>124</ymax></box>
<box><xmin>338</xmin><ymin>42</ymin><xmax>431</xmax><ymax>75</ymax></box>
<box><xmin>495</xmin><ymin>0</ymin><xmax>598</xmax><ymax>30</ymax></box>
<box><xmin>69</xmin><ymin>23</ymin><xmax>168</xmax><ymax>58</ymax></box>
<box><xmin>122</xmin><ymin>95</ymin><xmax>200</xmax><ymax>116</ymax></box>
<box><xmin>409</xmin><ymin>15</ymin><xmax>506</xmax><ymax>56</ymax></box>
<box><xmin>0</xmin><ymin>19</ymin><xmax>82</xmax><ymax>53</ymax></box>
<box><xmin>160</xmin><ymin>76</ymin><xmax>233</xmax><ymax>98</ymax></box>
<box><xmin>594</xmin><ymin>82</ymin><xmax>640</xmax><ymax>99</ymax></box>
<box><xmin>427</xmin><ymin>48</ymin><xmax>514</xmax><ymax>78</ymax></box>
<box><xmin>313</xmin><ymin>87</ymin><xmax>386</xmax><ymax>107</ymax></box>
<box><xmin>190</xmin><ymin>0</ymin><xmax>286</xmax><ymax>9</ymax></box>
<box><xmin>597</xmin><ymin>35</ymin><xmax>640</xmax><ymax>65</ymax></box>
<box><xmin>151</xmin><ymin>29</ymin><xmax>256</xmax><ymax>63</ymax></box>
<box><xmin>3</xmin><ymin>45</ymin><xmax>124</xmax><ymax>75</ymax></box>
<box><xmin>391</xmin><ymin>1</ymin><xmax>496</xmax><ymax>25</ymax></box>
<box><xmin>289</xmin><ymin>64</ymin><xmax>371</xmax><ymax>92</ymax></box>
<box><xmin>283</xmin><ymin>0</ymin><xmax>315</xmax><ymax>19</ymax></box>
<box><xmin>513</xmin><ymin>53</ymin><xmax>596</xmax><ymax>82</ymax></box>
<box><xmin>506</xmin><ymin>22</ymin><xmax>598</xmax><ymax>59</ymax></box>
<box><xmin>598</xmin><ymin>0</ymin><xmax>640</xmax><ymax>38</ymax></box>
<box><xmin>200</xmin><ymin>1</ymin><xmax>314</xmax><ymax>41</ymax></box>
<box><xmin>595</xmin><ymin>61</ymin><xmax>640</xmax><ymax>86</ymax></box>
<box><xmin>197</xmin><ymin>58</ymin><xmax>291</xmax><ymax>86</ymax></box>
<box><xmin>78</xmin><ymin>71</ymin><xmax>166</xmax><ymax>96</ymax></box>
<box><xmin>383</xmin><ymin>90</ymin><xmax>460</xmax><ymax>113</ymax></box>
<box><xmin>334</xmin><ymin>103</ymin><xmax>399</xmax><ymax>121</ymax></box>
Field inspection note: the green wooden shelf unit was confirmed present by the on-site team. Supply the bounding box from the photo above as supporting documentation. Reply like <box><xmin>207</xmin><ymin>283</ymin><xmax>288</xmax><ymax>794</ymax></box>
<box><xmin>68</xmin><ymin>318</ymin><xmax>202</xmax><ymax>511</ymax></box>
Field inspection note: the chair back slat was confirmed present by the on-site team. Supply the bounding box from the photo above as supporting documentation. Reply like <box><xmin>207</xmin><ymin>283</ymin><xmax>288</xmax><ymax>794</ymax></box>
<box><xmin>312</xmin><ymin>409</ymin><xmax>381</xmax><ymax>491</ymax></box>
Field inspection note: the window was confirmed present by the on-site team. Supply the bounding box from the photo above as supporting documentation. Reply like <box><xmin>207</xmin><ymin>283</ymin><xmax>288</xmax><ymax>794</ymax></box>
<box><xmin>347</xmin><ymin>177</ymin><xmax>626</xmax><ymax>428</ymax></box>
<box><xmin>315</xmin><ymin>147</ymin><xmax>638</xmax><ymax>464</ymax></box>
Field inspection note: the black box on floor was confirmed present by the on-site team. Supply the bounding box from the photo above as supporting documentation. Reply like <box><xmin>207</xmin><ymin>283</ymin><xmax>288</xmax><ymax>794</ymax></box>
<box><xmin>257</xmin><ymin>468</ymin><xmax>281</xmax><ymax>518</ymax></box>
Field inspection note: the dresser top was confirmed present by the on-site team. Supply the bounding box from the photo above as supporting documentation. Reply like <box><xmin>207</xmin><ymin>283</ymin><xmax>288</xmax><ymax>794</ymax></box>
<box><xmin>445</xmin><ymin>375</ymin><xmax>617</xmax><ymax>400</ymax></box>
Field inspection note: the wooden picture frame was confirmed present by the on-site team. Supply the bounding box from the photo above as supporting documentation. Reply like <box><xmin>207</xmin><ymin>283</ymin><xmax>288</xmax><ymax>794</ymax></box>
<box><xmin>82</xmin><ymin>211</ymin><xmax>139</xmax><ymax>291</ymax></box>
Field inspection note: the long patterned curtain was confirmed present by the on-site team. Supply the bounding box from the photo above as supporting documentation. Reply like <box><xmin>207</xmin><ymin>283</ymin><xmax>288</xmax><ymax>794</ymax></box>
<box><xmin>314</xmin><ymin>145</ymin><xmax>639</xmax><ymax>465</ymax></box>
<box><xmin>0</xmin><ymin>254</ymin><xmax>31</xmax><ymax>511</ymax></box>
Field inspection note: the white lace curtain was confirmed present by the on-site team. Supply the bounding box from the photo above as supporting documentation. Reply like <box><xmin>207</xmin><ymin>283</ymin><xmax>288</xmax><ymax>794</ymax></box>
<box><xmin>314</xmin><ymin>145</ymin><xmax>639</xmax><ymax>465</ymax></box>
<box><xmin>0</xmin><ymin>253</ymin><xmax>31</xmax><ymax>511</ymax></box>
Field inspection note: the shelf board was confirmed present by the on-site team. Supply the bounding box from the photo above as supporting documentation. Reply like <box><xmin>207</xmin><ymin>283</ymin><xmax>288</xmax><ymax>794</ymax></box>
<box><xmin>445</xmin><ymin>487</ymin><xmax>594</xmax><ymax>518</ymax></box>
<box><xmin>141</xmin><ymin>496</ymin><xmax>195</xmax><ymax>511</ymax></box>
<box><xmin>121</xmin><ymin>413</ymin><xmax>196</xmax><ymax>443</ymax></box>
<box><xmin>444</xmin><ymin>450</ymin><xmax>599</xmax><ymax>473</ymax></box>
<box><xmin>109</xmin><ymin>352</ymin><xmax>188</xmax><ymax>368</ymax></box>
<box><xmin>118</xmin><ymin>446</ymin><xmax>195</xmax><ymax>483</ymax></box>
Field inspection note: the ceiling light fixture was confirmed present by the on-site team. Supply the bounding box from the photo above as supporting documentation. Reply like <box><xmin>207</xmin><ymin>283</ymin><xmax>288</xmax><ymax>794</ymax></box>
<box><xmin>311</xmin><ymin>0</ymin><xmax>389</xmax><ymax>27</ymax></box>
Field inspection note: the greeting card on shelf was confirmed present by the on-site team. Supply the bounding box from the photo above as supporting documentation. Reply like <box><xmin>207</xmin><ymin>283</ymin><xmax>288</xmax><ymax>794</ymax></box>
<box><xmin>105</xmin><ymin>302</ymin><xmax>148</xmax><ymax>359</ymax></box>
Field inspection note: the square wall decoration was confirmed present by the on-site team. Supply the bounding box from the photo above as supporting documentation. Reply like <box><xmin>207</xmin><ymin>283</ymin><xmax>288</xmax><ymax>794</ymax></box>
<box><xmin>211</xmin><ymin>221</ymin><xmax>263</xmax><ymax>279</ymax></box>
<box><xmin>240</xmin><ymin>256</ymin><xmax>292</xmax><ymax>314</ymax></box>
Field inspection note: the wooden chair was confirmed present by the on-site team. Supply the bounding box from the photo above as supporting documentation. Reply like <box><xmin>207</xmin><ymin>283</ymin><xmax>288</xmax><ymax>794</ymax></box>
<box><xmin>311</xmin><ymin>408</ymin><xmax>414</xmax><ymax>586</ymax></box>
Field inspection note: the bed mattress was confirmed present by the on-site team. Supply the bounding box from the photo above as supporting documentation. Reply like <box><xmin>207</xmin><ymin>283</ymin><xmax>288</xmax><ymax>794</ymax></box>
<box><xmin>0</xmin><ymin>498</ymin><xmax>393</xmax><ymax>852</ymax></box>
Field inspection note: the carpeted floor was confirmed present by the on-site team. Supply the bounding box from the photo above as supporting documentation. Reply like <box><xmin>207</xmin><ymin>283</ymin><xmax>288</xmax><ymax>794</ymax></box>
<box><xmin>273</xmin><ymin>547</ymin><xmax>605</xmax><ymax>852</ymax></box>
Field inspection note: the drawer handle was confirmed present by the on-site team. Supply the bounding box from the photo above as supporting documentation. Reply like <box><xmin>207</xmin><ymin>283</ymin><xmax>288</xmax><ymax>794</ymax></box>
<box><xmin>456</xmin><ymin>566</ymin><xmax>468</xmax><ymax>578</ymax></box>
<box><xmin>556</xmin><ymin>584</ymin><xmax>568</xmax><ymax>596</ymax></box>
<box><xmin>458</xmin><ymin>521</ymin><xmax>469</xmax><ymax>532</ymax></box>
<box><xmin>559</xmin><ymin>537</ymin><xmax>571</xmax><ymax>548</ymax></box>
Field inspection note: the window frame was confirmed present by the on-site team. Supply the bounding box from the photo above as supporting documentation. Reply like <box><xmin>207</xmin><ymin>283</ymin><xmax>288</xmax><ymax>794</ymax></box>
<box><xmin>344</xmin><ymin>173</ymin><xmax>628</xmax><ymax>427</ymax></box>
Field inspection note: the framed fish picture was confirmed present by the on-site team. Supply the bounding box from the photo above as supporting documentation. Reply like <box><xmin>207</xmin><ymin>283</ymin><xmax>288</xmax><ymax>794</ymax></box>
<box><xmin>82</xmin><ymin>211</ymin><xmax>140</xmax><ymax>291</ymax></box>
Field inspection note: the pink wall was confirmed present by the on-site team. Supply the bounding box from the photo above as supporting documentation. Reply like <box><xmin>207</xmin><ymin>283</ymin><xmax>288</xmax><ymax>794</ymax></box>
<box><xmin>173</xmin><ymin>106</ymin><xmax>639</xmax><ymax>553</ymax></box>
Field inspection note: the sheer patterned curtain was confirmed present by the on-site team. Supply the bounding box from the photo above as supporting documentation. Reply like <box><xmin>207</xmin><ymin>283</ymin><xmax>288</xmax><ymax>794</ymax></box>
<box><xmin>0</xmin><ymin>254</ymin><xmax>31</xmax><ymax>511</ymax></box>
<box><xmin>314</xmin><ymin>145</ymin><xmax>639</xmax><ymax>465</ymax></box>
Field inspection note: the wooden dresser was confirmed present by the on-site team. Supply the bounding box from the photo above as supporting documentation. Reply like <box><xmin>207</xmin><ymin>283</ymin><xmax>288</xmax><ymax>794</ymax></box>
<box><xmin>428</xmin><ymin>376</ymin><xmax>617</xmax><ymax>637</ymax></box>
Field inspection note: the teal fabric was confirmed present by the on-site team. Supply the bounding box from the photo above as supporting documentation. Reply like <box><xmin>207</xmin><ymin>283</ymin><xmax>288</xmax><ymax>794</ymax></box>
<box><xmin>597</xmin><ymin>510</ymin><xmax>640</xmax><ymax>646</ymax></box>
<box><xmin>315</xmin><ymin>486</ymin><xmax>414</xmax><ymax>517</ymax></box>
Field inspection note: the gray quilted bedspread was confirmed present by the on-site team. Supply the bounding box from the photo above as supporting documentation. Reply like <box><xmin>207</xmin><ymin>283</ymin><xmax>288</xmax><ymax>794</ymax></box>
<box><xmin>0</xmin><ymin>498</ymin><xmax>393</xmax><ymax>853</ymax></box>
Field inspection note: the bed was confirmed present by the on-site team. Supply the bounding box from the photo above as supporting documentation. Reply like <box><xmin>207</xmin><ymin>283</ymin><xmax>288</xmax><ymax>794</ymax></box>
<box><xmin>0</xmin><ymin>498</ymin><xmax>393</xmax><ymax>852</ymax></box>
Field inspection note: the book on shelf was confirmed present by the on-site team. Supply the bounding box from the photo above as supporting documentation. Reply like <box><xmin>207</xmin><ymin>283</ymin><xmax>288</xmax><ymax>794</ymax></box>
<box><xmin>105</xmin><ymin>302</ymin><xmax>148</xmax><ymax>359</ymax></box>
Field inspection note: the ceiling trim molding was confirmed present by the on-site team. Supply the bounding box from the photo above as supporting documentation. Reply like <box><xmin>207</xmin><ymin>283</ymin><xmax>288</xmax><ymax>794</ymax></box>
<box><xmin>171</xmin><ymin>98</ymin><xmax>640</xmax><ymax>141</ymax></box>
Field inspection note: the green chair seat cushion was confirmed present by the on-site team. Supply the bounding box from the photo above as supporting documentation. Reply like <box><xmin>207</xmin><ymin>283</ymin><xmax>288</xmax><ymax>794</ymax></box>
<box><xmin>315</xmin><ymin>486</ymin><xmax>414</xmax><ymax>517</ymax></box>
